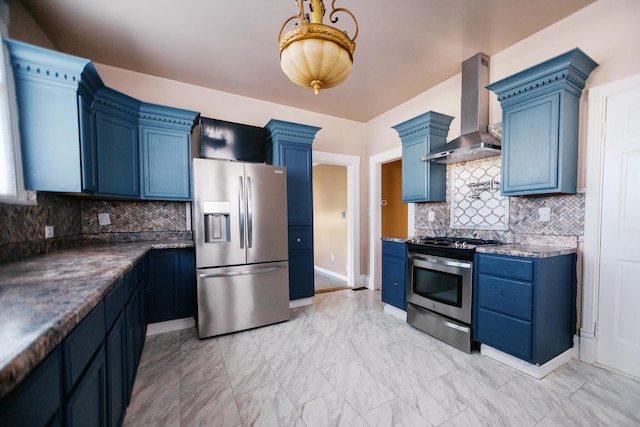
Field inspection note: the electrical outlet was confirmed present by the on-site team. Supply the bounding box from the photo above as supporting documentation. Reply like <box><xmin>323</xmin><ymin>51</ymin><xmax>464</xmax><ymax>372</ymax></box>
<box><xmin>45</xmin><ymin>225</ymin><xmax>54</xmax><ymax>239</ymax></box>
<box><xmin>98</xmin><ymin>212</ymin><xmax>111</xmax><ymax>226</ymax></box>
<box><xmin>538</xmin><ymin>207</ymin><xmax>551</xmax><ymax>222</ymax></box>
<box><xmin>428</xmin><ymin>211</ymin><xmax>435</xmax><ymax>222</ymax></box>
<box><xmin>331</xmin><ymin>254</ymin><xmax>335</xmax><ymax>261</ymax></box>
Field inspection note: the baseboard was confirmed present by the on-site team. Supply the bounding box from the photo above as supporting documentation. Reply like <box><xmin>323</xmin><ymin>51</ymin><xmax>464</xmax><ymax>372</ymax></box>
<box><xmin>314</xmin><ymin>266</ymin><xmax>348</xmax><ymax>282</ymax></box>
<box><xmin>579</xmin><ymin>328</ymin><xmax>596</xmax><ymax>363</ymax></box>
<box><xmin>480</xmin><ymin>336</ymin><xmax>579</xmax><ymax>379</ymax></box>
<box><xmin>146</xmin><ymin>317</ymin><xmax>195</xmax><ymax>336</ymax></box>
<box><xmin>289</xmin><ymin>297</ymin><xmax>313</xmax><ymax>308</ymax></box>
<box><xmin>383</xmin><ymin>304</ymin><xmax>407</xmax><ymax>321</ymax></box>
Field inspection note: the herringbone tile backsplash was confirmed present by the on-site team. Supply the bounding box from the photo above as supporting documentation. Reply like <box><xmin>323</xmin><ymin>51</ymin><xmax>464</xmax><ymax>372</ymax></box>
<box><xmin>1</xmin><ymin>193</ymin><xmax>191</xmax><ymax>264</ymax></box>
<box><xmin>82</xmin><ymin>200</ymin><xmax>189</xmax><ymax>233</ymax></box>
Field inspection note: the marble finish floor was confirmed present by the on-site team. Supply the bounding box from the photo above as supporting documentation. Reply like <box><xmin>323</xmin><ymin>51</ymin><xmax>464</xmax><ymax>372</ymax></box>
<box><xmin>124</xmin><ymin>289</ymin><xmax>640</xmax><ymax>426</ymax></box>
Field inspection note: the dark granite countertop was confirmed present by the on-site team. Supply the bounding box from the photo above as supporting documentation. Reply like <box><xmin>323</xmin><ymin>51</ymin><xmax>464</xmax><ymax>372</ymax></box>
<box><xmin>0</xmin><ymin>240</ymin><xmax>193</xmax><ymax>398</ymax></box>
<box><xmin>476</xmin><ymin>244</ymin><xmax>577</xmax><ymax>258</ymax></box>
<box><xmin>381</xmin><ymin>236</ymin><xmax>409</xmax><ymax>243</ymax></box>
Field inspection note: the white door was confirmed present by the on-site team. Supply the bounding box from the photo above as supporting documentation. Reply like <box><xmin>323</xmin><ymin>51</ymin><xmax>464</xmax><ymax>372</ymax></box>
<box><xmin>596</xmin><ymin>86</ymin><xmax>640</xmax><ymax>378</ymax></box>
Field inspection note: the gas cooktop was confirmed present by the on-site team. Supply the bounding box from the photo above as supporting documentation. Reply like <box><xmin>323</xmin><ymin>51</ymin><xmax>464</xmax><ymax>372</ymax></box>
<box><xmin>406</xmin><ymin>236</ymin><xmax>502</xmax><ymax>260</ymax></box>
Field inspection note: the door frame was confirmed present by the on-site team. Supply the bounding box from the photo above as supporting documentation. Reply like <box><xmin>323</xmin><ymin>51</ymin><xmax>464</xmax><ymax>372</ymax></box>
<box><xmin>368</xmin><ymin>147</ymin><xmax>415</xmax><ymax>290</ymax></box>
<box><xmin>582</xmin><ymin>72</ymin><xmax>640</xmax><ymax>364</ymax></box>
<box><xmin>312</xmin><ymin>150</ymin><xmax>361</xmax><ymax>287</ymax></box>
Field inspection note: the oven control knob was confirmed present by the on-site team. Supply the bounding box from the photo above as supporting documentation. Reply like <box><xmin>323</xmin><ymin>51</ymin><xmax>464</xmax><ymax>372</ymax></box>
<box><xmin>454</xmin><ymin>241</ymin><xmax>460</xmax><ymax>248</ymax></box>
<box><xmin>462</xmin><ymin>241</ymin><xmax>468</xmax><ymax>249</ymax></box>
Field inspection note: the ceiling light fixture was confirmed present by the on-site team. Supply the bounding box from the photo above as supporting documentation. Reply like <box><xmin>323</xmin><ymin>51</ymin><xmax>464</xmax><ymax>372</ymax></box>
<box><xmin>278</xmin><ymin>0</ymin><xmax>358</xmax><ymax>95</ymax></box>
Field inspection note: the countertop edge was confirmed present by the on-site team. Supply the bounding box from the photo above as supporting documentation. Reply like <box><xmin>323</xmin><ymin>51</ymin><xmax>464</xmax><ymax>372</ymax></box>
<box><xmin>476</xmin><ymin>244</ymin><xmax>577</xmax><ymax>258</ymax></box>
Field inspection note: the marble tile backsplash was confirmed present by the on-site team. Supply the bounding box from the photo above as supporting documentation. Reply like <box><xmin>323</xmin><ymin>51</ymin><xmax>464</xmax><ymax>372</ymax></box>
<box><xmin>1</xmin><ymin>193</ymin><xmax>192</xmax><ymax>264</ymax></box>
<box><xmin>414</xmin><ymin>157</ymin><xmax>584</xmax><ymax>246</ymax></box>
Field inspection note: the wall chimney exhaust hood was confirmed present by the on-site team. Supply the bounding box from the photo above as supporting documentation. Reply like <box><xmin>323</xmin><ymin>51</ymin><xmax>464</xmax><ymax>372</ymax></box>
<box><xmin>421</xmin><ymin>53</ymin><xmax>501</xmax><ymax>164</ymax></box>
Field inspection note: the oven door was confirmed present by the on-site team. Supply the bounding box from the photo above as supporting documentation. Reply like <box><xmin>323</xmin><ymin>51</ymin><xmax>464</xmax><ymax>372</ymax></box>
<box><xmin>407</xmin><ymin>253</ymin><xmax>473</xmax><ymax>324</ymax></box>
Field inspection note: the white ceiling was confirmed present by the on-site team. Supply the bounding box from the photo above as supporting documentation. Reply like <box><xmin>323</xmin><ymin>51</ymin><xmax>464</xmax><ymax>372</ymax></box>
<box><xmin>18</xmin><ymin>0</ymin><xmax>595</xmax><ymax>122</ymax></box>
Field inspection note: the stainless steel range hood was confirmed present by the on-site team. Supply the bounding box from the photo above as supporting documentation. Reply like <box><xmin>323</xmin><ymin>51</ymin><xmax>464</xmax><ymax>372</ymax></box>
<box><xmin>421</xmin><ymin>53</ymin><xmax>501</xmax><ymax>164</ymax></box>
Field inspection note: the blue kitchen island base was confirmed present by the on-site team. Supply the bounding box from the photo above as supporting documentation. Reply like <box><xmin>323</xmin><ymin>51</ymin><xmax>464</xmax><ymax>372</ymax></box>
<box><xmin>480</xmin><ymin>337</ymin><xmax>578</xmax><ymax>379</ymax></box>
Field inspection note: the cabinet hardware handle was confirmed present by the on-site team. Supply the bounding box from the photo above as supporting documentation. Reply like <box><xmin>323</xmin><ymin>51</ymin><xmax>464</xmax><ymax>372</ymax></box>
<box><xmin>296</xmin><ymin>238</ymin><xmax>301</xmax><ymax>242</ymax></box>
<box><xmin>393</xmin><ymin>280</ymin><xmax>398</xmax><ymax>286</ymax></box>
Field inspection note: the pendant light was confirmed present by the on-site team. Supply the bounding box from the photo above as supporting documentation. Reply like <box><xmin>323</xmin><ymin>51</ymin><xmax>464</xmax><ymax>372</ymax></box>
<box><xmin>278</xmin><ymin>0</ymin><xmax>358</xmax><ymax>95</ymax></box>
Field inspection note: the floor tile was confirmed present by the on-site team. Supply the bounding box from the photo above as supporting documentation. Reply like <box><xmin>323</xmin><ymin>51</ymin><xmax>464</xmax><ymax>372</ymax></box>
<box><xmin>123</xmin><ymin>289</ymin><xmax>640</xmax><ymax>427</ymax></box>
<box><xmin>297</xmin><ymin>391</ymin><xmax>368</xmax><ymax>427</ymax></box>
<box><xmin>321</xmin><ymin>359</ymin><xmax>395</xmax><ymax>414</ymax></box>
<box><xmin>236</xmin><ymin>382</ymin><xmax>304</xmax><ymax>427</ymax></box>
<box><xmin>361</xmin><ymin>397</ymin><xmax>433</xmax><ymax>427</ymax></box>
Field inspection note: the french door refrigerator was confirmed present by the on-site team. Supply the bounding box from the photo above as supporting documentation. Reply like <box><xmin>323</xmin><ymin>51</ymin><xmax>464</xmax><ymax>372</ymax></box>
<box><xmin>192</xmin><ymin>158</ymin><xmax>289</xmax><ymax>338</ymax></box>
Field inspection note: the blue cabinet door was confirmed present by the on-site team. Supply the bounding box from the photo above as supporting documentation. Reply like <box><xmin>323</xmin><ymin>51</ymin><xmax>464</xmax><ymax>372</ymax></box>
<box><xmin>147</xmin><ymin>250</ymin><xmax>180</xmax><ymax>322</ymax></box>
<box><xmin>140</xmin><ymin>127</ymin><xmax>191</xmax><ymax>200</ymax></box>
<box><xmin>502</xmin><ymin>93</ymin><xmax>560</xmax><ymax>195</ymax></box>
<box><xmin>0</xmin><ymin>348</ymin><xmax>62</xmax><ymax>427</ymax></box>
<box><xmin>105</xmin><ymin>314</ymin><xmax>127</xmax><ymax>427</ymax></box>
<box><xmin>95</xmin><ymin>111</ymin><xmax>140</xmax><ymax>198</ymax></box>
<box><xmin>381</xmin><ymin>241</ymin><xmax>407</xmax><ymax>310</ymax></box>
<box><xmin>65</xmin><ymin>346</ymin><xmax>107</xmax><ymax>427</ymax></box>
<box><xmin>278</xmin><ymin>141</ymin><xmax>313</xmax><ymax>226</ymax></box>
<box><xmin>147</xmin><ymin>249</ymin><xmax>196</xmax><ymax>323</ymax></box>
<box><xmin>401</xmin><ymin>138</ymin><xmax>447</xmax><ymax>202</ymax></box>
<box><xmin>381</xmin><ymin>253</ymin><xmax>407</xmax><ymax>310</ymax></box>
<box><xmin>289</xmin><ymin>249</ymin><xmax>314</xmax><ymax>300</ymax></box>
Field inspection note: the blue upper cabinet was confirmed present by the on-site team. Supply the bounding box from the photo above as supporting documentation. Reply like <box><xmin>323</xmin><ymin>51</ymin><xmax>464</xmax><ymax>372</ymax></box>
<box><xmin>487</xmin><ymin>49</ymin><xmax>598</xmax><ymax>196</ymax></box>
<box><xmin>5</xmin><ymin>39</ymin><xmax>104</xmax><ymax>193</ymax></box>
<box><xmin>392</xmin><ymin>111</ymin><xmax>454</xmax><ymax>202</ymax></box>
<box><xmin>6</xmin><ymin>39</ymin><xmax>199</xmax><ymax>200</ymax></box>
<box><xmin>93</xmin><ymin>87</ymin><xmax>142</xmax><ymax>198</ymax></box>
<box><xmin>139</xmin><ymin>103</ymin><xmax>199</xmax><ymax>200</ymax></box>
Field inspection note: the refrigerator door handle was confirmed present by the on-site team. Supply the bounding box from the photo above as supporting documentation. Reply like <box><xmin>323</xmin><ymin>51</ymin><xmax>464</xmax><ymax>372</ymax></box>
<box><xmin>199</xmin><ymin>265</ymin><xmax>286</xmax><ymax>279</ymax></box>
<box><xmin>238</xmin><ymin>176</ymin><xmax>245</xmax><ymax>249</ymax></box>
<box><xmin>246</xmin><ymin>176</ymin><xmax>253</xmax><ymax>248</ymax></box>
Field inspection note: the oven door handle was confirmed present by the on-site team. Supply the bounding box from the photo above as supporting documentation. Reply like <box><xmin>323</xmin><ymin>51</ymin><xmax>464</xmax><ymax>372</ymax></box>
<box><xmin>411</xmin><ymin>254</ymin><xmax>471</xmax><ymax>269</ymax></box>
<box><xmin>444</xmin><ymin>321</ymin><xmax>470</xmax><ymax>333</ymax></box>
<box><xmin>440</xmin><ymin>259</ymin><xmax>471</xmax><ymax>269</ymax></box>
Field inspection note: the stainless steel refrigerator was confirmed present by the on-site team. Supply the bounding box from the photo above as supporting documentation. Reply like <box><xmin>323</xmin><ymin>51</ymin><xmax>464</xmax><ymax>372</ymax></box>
<box><xmin>192</xmin><ymin>158</ymin><xmax>289</xmax><ymax>338</ymax></box>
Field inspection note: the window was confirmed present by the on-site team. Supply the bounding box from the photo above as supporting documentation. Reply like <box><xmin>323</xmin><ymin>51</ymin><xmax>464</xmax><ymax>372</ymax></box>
<box><xmin>0</xmin><ymin>2</ymin><xmax>33</xmax><ymax>204</ymax></box>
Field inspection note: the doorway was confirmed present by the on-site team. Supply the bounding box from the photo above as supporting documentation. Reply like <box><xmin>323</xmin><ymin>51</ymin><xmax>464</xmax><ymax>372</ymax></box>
<box><xmin>313</xmin><ymin>163</ymin><xmax>349</xmax><ymax>292</ymax></box>
<box><xmin>369</xmin><ymin>147</ymin><xmax>414</xmax><ymax>289</ymax></box>
<box><xmin>381</xmin><ymin>159</ymin><xmax>407</xmax><ymax>238</ymax></box>
<box><xmin>584</xmin><ymin>73</ymin><xmax>640</xmax><ymax>379</ymax></box>
<box><xmin>311</xmin><ymin>151</ymin><xmax>361</xmax><ymax>291</ymax></box>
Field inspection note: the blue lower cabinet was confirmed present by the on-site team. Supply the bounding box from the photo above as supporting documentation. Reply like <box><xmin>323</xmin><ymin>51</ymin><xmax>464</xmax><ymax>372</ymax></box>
<box><xmin>65</xmin><ymin>346</ymin><xmax>107</xmax><ymax>427</ymax></box>
<box><xmin>381</xmin><ymin>241</ymin><xmax>407</xmax><ymax>310</ymax></box>
<box><xmin>0</xmin><ymin>348</ymin><xmax>62</xmax><ymax>427</ymax></box>
<box><xmin>474</xmin><ymin>252</ymin><xmax>576</xmax><ymax>364</ymax></box>
<box><xmin>147</xmin><ymin>249</ymin><xmax>196</xmax><ymax>323</ymax></box>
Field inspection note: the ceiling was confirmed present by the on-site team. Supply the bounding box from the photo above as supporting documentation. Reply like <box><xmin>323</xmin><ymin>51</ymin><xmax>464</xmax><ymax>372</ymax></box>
<box><xmin>18</xmin><ymin>0</ymin><xmax>595</xmax><ymax>123</ymax></box>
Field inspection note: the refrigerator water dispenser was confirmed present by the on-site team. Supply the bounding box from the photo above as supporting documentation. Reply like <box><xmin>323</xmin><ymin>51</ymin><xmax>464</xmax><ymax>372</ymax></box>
<box><xmin>203</xmin><ymin>201</ymin><xmax>230</xmax><ymax>243</ymax></box>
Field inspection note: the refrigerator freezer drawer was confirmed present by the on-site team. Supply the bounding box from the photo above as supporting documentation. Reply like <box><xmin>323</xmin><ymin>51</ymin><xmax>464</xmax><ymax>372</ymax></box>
<box><xmin>196</xmin><ymin>261</ymin><xmax>290</xmax><ymax>338</ymax></box>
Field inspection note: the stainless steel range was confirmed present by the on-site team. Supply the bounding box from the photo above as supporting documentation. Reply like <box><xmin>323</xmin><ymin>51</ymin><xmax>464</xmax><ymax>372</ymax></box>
<box><xmin>406</xmin><ymin>236</ymin><xmax>500</xmax><ymax>353</ymax></box>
